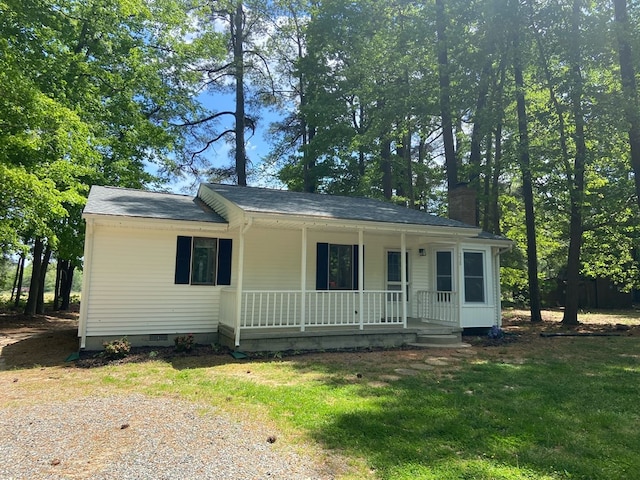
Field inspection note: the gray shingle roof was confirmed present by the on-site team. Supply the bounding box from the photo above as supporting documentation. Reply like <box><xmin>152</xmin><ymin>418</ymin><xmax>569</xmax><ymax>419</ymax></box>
<box><xmin>84</xmin><ymin>186</ymin><xmax>227</xmax><ymax>223</ymax></box>
<box><xmin>206</xmin><ymin>183</ymin><xmax>477</xmax><ymax>229</ymax></box>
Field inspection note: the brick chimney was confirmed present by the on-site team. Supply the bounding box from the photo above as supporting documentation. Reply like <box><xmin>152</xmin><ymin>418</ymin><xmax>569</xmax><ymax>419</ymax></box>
<box><xmin>448</xmin><ymin>183</ymin><xmax>477</xmax><ymax>226</ymax></box>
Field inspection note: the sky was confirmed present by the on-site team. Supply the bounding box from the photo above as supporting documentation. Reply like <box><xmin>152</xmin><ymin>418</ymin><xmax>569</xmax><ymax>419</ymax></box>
<box><xmin>165</xmin><ymin>91</ymin><xmax>286</xmax><ymax>195</ymax></box>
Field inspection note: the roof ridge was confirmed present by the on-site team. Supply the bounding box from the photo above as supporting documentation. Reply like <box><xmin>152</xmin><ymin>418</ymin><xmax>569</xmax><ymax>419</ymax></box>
<box><xmin>94</xmin><ymin>185</ymin><xmax>195</xmax><ymax>198</ymax></box>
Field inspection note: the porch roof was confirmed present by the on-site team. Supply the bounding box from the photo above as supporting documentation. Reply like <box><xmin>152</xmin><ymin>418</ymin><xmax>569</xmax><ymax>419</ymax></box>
<box><xmin>205</xmin><ymin>183</ymin><xmax>477</xmax><ymax>230</ymax></box>
<box><xmin>84</xmin><ymin>185</ymin><xmax>227</xmax><ymax>223</ymax></box>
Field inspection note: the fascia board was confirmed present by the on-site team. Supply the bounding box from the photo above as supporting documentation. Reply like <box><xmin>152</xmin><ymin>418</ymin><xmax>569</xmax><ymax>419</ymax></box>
<box><xmin>82</xmin><ymin>213</ymin><xmax>230</xmax><ymax>233</ymax></box>
<box><xmin>246</xmin><ymin>211</ymin><xmax>483</xmax><ymax>237</ymax></box>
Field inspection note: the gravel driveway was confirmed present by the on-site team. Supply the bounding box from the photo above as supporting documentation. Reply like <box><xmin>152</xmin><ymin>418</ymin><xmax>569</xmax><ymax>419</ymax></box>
<box><xmin>0</xmin><ymin>394</ymin><xmax>336</xmax><ymax>479</ymax></box>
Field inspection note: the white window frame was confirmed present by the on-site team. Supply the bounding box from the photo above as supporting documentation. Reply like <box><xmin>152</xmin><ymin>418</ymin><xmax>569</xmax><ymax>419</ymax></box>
<box><xmin>434</xmin><ymin>249</ymin><xmax>455</xmax><ymax>293</ymax></box>
<box><xmin>463</xmin><ymin>250</ymin><xmax>487</xmax><ymax>304</ymax></box>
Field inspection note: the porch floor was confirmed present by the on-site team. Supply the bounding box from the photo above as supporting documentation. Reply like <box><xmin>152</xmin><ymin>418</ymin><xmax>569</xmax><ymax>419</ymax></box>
<box><xmin>218</xmin><ymin>318</ymin><xmax>462</xmax><ymax>352</ymax></box>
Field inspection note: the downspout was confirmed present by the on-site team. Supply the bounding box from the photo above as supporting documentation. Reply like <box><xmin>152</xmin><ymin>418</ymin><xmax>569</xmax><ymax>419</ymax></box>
<box><xmin>401</xmin><ymin>232</ymin><xmax>407</xmax><ymax>328</ymax></box>
<box><xmin>234</xmin><ymin>216</ymin><xmax>253</xmax><ymax>347</ymax></box>
<box><xmin>358</xmin><ymin>229</ymin><xmax>364</xmax><ymax>330</ymax></box>
<box><xmin>78</xmin><ymin>218</ymin><xmax>95</xmax><ymax>349</ymax></box>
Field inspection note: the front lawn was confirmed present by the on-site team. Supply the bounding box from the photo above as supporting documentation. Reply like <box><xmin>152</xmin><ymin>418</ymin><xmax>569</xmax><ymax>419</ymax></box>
<box><xmin>2</xmin><ymin>308</ymin><xmax>640</xmax><ymax>479</ymax></box>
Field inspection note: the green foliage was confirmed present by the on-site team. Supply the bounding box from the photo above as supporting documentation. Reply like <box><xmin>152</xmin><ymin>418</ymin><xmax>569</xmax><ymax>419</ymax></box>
<box><xmin>174</xmin><ymin>334</ymin><xmax>195</xmax><ymax>353</ymax></box>
<box><xmin>103</xmin><ymin>337</ymin><xmax>131</xmax><ymax>359</ymax></box>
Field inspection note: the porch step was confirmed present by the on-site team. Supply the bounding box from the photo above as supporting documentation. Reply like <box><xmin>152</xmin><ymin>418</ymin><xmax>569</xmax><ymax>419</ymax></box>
<box><xmin>409</xmin><ymin>332</ymin><xmax>468</xmax><ymax>348</ymax></box>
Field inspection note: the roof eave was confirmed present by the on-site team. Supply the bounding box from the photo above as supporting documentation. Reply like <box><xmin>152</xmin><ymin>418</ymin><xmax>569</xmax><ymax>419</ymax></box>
<box><xmin>82</xmin><ymin>212</ymin><xmax>229</xmax><ymax>232</ymax></box>
<box><xmin>242</xmin><ymin>210</ymin><xmax>482</xmax><ymax>236</ymax></box>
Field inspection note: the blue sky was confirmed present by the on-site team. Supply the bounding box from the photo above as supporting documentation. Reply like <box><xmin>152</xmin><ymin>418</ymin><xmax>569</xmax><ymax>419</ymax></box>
<box><xmin>165</xmin><ymin>91</ymin><xmax>286</xmax><ymax>194</ymax></box>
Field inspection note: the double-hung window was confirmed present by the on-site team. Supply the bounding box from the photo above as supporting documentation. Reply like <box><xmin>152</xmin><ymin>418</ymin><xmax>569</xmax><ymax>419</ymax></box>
<box><xmin>175</xmin><ymin>236</ymin><xmax>232</xmax><ymax>286</ymax></box>
<box><xmin>316</xmin><ymin>243</ymin><xmax>362</xmax><ymax>290</ymax></box>
<box><xmin>463</xmin><ymin>251</ymin><xmax>485</xmax><ymax>302</ymax></box>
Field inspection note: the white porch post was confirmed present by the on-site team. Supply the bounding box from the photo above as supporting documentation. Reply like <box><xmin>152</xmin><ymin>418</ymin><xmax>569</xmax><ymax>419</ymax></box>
<box><xmin>457</xmin><ymin>240</ymin><xmax>464</xmax><ymax>327</ymax></box>
<box><xmin>401</xmin><ymin>232</ymin><xmax>407</xmax><ymax>328</ymax></box>
<box><xmin>235</xmin><ymin>219</ymin><xmax>251</xmax><ymax>347</ymax></box>
<box><xmin>300</xmin><ymin>226</ymin><xmax>307</xmax><ymax>332</ymax></box>
<box><xmin>358</xmin><ymin>229</ymin><xmax>364</xmax><ymax>330</ymax></box>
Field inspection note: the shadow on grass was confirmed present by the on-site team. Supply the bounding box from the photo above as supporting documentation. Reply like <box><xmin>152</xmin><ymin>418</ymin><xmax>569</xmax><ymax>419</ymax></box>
<box><xmin>1</xmin><ymin>328</ymin><xmax>79</xmax><ymax>369</ymax></box>
<box><xmin>284</xmin><ymin>340</ymin><xmax>640</xmax><ymax>479</ymax></box>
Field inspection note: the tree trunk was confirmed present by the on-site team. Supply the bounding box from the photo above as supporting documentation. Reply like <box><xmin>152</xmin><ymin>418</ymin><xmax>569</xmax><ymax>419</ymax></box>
<box><xmin>12</xmin><ymin>254</ymin><xmax>25</xmax><ymax>307</ymax></box>
<box><xmin>404</xmin><ymin>127</ymin><xmax>415</xmax><ymax>208</ymax></box>
<box><xmin>512</xmin><ymin>7</ymin><xmax>543</xmax><ymax>323</ymax></box>
<box><xmin>54</xmin><ymin>260</ymin><xmax>62</xmax><ymax>310</ymax></box>
<box><xmin>613</xmin><ymin>0</ymin><xmax>640</xmax><ymax>210</ymax></box>
<box><xmin>60</xmin><ymin>264</ymin><xmax>75</xmax><ymax>311</ymax></box>
<box><xmin>469</xmin><ymin>59</ymin><xmax>492</xmax><ymax>226</ymax></box>
<box><xmin>491</xmin><ymin>124</ymin><xmax>503</xmax><ymax>236</ymax></box>
<box><xmin>563</xmin><ymin>0</ymin><xmax>587</xmax><ymax>326</ymax></box>
<box><xmin>24</xmin><ymin>238</ymin><xmax>44</xmax><ymax>316</ymax></box>
<box><xmin>233</xmin><ymin>1</ymin><xmax>247</xmax><ymax>186</ymax></box>
<box><xmin>381</xmin><ymin>138</ymin><xmax>393</xmax><ymax>200</ymax></box>
<box><xmin>482</xmin><ymin>132</ymin><xmax>492</xmax><ymax>232</ymax></box>
<box><xmin>36</xmin><ymin>244</ymin><xmax>52</xmax><ymax>314</ymax></box>
<box><xmin>435</xmin><ymin>0</ymin><xmax>458</xmax><ymax>191</ymax></box>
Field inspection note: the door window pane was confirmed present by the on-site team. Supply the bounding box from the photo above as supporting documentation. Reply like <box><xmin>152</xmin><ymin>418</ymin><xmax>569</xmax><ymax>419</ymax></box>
<box><xmin>436</xmin><ymin>251</ymin><xmax>453</xmax><ymax>292</ymax></box>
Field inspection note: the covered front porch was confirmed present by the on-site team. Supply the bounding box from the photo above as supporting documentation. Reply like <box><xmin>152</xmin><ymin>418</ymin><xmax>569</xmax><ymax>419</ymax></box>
<box><xmin>218</xmin><ymin>288</ymin><xmax>460</xmax><ymax>351</ymax></box>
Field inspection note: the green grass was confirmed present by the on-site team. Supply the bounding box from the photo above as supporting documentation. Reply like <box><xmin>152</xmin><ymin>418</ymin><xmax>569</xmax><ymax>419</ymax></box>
<box><xmin>4</xmin><ymin>328</ymin><xmax>640</xmax><ymax>479</ymax></box>
<box><xmin>60</xmin><ymin>336</ymin><xmax>640</xmax><ymax>479</ymax></box>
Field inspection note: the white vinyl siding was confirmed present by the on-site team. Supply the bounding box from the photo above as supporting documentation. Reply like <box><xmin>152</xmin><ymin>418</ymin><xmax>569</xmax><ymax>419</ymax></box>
<box><xmin>85</xmin><ymin>224</ymin><xmax>228</xmax><ymax>336</ymax></box>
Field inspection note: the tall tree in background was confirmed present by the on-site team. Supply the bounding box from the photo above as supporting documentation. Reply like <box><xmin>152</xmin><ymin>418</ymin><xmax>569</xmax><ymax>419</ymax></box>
<box><xmin>613</xmin><ymin>0</ymin><xmax>640</xmax><ymax>211</ymax></box>
<box><xmin>435</xmin><ymin>0</ymin><xmax>458</xmax><ymax>192</ymax></box>
<box><xmin>510</xmin><ymin>0</ymin><xmax>542</xmax><ymax>322</ymax></box>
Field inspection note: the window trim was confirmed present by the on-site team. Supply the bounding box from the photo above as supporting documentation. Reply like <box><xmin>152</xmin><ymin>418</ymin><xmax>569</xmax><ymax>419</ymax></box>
<box><xmin>463</xmin><ymin>250</ymin><xmax>486</xmax><ymax>303</ymax></box>
<box><xmin>316</xmin><ymin>243</ymin><xmax>361</xmax><ymax>291</ymax></box>
<box><xmin>435</xmin><ymin>249</ymin><xmax>454</xmax><ymax>293</ymax></box>
<box><xmin>175</xmin><ymin>236</ymin><xmax>232</xmax><ymax>286</ymax></box>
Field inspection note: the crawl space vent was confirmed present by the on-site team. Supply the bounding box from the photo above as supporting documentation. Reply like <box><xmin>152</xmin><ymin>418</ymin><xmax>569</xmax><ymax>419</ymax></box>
<box><xmin>149</xmin><ymin>334</ymin><xmax>168</xmax><ymax>342</ymax></box>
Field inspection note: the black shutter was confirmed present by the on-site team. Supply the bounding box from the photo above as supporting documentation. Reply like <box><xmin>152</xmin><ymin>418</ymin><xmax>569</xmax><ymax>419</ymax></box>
<box><xmin>216</xmin><ymin>238</ymin><xmax>233</xmax><ymax>285</ymax></box>
<box><xmin>352</xmin><ymin>245</ymin><xmax>364</xmax><ymax>290</ymax></box>
<box><xmin>316</xmin><ymin>243</ymin><xmax>329</xmax><ymax>290</ymax></box>
<box><xmin>175</xmin><ymin>236</ymin><xmax>192</xmax><ymax>284</ymax></box>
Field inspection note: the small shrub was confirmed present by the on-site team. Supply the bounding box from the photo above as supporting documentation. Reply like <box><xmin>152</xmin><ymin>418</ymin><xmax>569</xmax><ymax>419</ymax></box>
<box><xmin>488</xmin><ymin>325</ymin><xmax>504</xmax><ymax>340</ymax></box>
<box><xmin>103</xmin><ymin>337</ymin><xmax>131</xmax><ymax>359</ymax></box>
<box><xmin>174</xmin><ymin>333</ymin><xmax>195</xmax><ymax>352</ymax></box>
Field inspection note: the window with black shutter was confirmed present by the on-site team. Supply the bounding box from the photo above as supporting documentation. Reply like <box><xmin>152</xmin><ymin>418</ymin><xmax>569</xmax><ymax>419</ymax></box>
<box><xmin>174</xmin><ymin>236</ymin><xmax>232</xmax><ymax>286</ymax></box>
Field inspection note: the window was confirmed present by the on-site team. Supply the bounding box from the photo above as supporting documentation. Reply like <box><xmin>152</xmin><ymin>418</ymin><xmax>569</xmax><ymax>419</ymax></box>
<box><xmin>329</xmin><ymin>244</ymin><xmax>353</xmax><ymax>290</ymax></box>
<box><xmin>175</xmin><ymin>236</ymin><xmax>232</xmax><ymax>286</ymax></box>
<box><xmin>316</xmin><ymin>243</ymin><xmax>361</xmax><ymax>290</ymax></box>
<box><xmin>436</xmin><ymin>251</ymin><xmax>453</xmax><ymax>292</ymax></box>
<box><xmin>191</xmin><ymin>237</ymin><xmax>217</xmax><ymax>284</ymax></box>
<box><xmin>463</xmin><ymin>251</ymin><xmax>485</xmax><ymax>302</ymax></box>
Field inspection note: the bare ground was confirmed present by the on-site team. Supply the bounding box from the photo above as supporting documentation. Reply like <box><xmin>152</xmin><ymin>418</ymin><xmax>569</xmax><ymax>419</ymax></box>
<box><xmin>2</xmin><ymin>305</ymin><xmax>640</xmax><ymax>370</ymax></box>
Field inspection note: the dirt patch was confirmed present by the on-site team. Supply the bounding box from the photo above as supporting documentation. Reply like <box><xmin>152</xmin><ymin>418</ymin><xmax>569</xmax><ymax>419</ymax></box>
<box><xmin>3</xmin><ymin>306</ymin><xmax>640</xmax><ymax>371</ymax></box>
<box><xmin>0</xmin><ymin>309</ymin><xmax>80</xmax><ymax>370</ymax></box>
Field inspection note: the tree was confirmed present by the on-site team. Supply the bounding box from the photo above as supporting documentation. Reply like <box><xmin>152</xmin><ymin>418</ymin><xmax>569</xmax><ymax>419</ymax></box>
<box><xmin>510</xmin><ymin>0</ymin><xmax>542</xmax><ymax>322</ymax></box>
<box><xmin>613</xmin><ymin>0</ymin><xmax>640</xmax><ymax>212</ymax></box>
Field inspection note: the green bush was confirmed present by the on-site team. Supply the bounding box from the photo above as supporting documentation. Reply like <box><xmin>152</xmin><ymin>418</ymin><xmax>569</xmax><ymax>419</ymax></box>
<box><xmin>103</xmin><ymin>337</ymin><xmax>131</xmax><ymax>359</ymax></box>
<box><xmin>174</xmin><ymin>333</ymin><xmax>194</xmax><ymax>352</ymax></box>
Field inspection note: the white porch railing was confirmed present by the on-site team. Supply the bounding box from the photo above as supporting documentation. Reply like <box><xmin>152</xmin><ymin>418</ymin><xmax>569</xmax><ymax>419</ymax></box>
<box><xmin>236</xmin><ymin>290</ymin><xmax>404</xmax><ymax>329</ymax></box>
<box><xmin>416</xmin><ymin>290</ymin><xmax>459</xmax><ymax>326</ymax></box>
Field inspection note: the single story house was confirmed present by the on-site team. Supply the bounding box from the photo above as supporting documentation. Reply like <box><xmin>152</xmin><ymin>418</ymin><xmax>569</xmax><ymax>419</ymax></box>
<box><xmin>78</xmin><ymin>183</ymin><xmax>511</xmax><ymax>351</ymax></box>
